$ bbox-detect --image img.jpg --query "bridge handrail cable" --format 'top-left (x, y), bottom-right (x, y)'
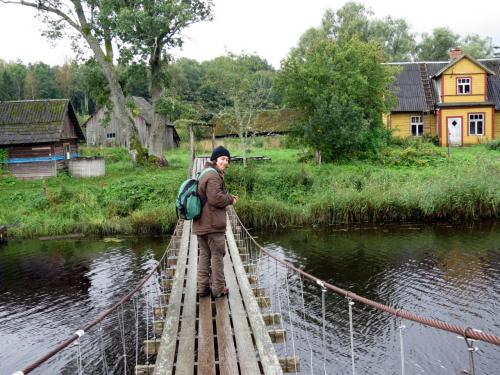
top-left (232, 211), bottom-right (500, 347)
top-left (16, 232), bottom-right (178, 375)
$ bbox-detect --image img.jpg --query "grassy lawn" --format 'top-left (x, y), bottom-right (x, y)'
top-left (0, 136), bottom-right (499, 238)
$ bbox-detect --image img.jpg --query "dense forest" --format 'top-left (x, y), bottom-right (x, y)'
top-left (0, 2), bottom-right (496, 118)
top-left (0, 1), bottom-right (497, 160)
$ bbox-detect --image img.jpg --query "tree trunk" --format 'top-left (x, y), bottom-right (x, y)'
top-left (71, 2), bottom-right (135, 149)
top-left (315, 150), bottom-right (322, 165)
top-left (148, 41), bottom-right (168, 164)
top-left (239, 124), bottom-right (247, 167)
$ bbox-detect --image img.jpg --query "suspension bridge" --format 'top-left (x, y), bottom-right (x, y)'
top-left (11, 157), bottom-right (500, 375)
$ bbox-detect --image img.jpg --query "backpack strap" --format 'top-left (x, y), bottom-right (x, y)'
top-left (197, 167), bottom-right (217, 181)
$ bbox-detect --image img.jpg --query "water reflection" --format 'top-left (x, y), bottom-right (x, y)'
top-left (256, 221), bottom-right (500, 374)
top-left (0, 237), bottom-right (166, 374)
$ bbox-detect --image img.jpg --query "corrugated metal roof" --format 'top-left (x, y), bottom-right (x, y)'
top-left (0, 99), bottom-right (84, 145)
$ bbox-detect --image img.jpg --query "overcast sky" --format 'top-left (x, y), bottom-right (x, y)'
top-left (1, 0), bottom-right (499, 68)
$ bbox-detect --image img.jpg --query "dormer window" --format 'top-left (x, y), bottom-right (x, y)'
top-left (457, 77), bottom-right (471, 94)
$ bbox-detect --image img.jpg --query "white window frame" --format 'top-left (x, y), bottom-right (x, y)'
top-left (106, 132), bottom-right (116, 140)
top-left (468, 113), bottom-right (484, 135)
top-left (410, 115), bottom-right (424, 137)
top-left (457, 77), bottom-right (471, 95)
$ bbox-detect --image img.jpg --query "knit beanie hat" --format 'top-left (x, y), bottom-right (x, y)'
top-left (210, 145), bottom-right (231, 161)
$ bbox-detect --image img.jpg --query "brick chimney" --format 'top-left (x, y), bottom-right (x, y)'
top-left (449, 47), bottom-right (462, 60)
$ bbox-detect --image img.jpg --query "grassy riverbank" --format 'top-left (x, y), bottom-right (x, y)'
top-left (0, 138), bottom-right (499, 238)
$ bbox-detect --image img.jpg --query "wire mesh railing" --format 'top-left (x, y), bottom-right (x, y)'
top-left (227, 206), bottom-right (500, 374)
top-left (11, 206), bottom-right (500, 374)
top-left (11, 220), bottom-right (185, 375)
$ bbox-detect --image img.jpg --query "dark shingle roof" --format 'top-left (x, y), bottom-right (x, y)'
top-left (390, 63), bottom-right (429, 112)
top-left (0, 99), bottom-right (85, 145)
top-left (389, 59), bottom-right (500, 112)
top-left (129, 96), bottom-right (180, 142)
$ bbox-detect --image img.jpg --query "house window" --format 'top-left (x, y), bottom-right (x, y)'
top-left (106, 133), bottom-right (116, 139)
top-left (63, 143), bottom-right (71, 160)
top-left (457, 77), bottom-right (471, 94)
top-left (410, 115), bottom-right (424, 136)
top-left (469, 113), bottom-right (484, 135)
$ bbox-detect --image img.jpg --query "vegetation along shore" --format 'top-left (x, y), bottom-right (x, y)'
top-left (0, 137), bottom-right (498, 239)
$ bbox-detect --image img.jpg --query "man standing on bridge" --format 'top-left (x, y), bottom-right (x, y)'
top-left (193, 145), bottom-right (238, 299)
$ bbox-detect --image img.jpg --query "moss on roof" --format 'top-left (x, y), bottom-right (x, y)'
top-left (0, 99), bottom-right (84, 145)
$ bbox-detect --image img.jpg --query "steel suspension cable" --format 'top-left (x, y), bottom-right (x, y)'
top-left (275, 259), bottom-right (287, 355)
top-left (231, 211), bottom-right (500, 347)
top-left (320, 282), bottom-right (327, 375)
top-left (398, 317), bottom-right (406, 375)
top-left (285, 269), bottom-right (298, 371)
top-left (299, 274), bottom-right (314, 374)
top-left (98, 322), bottom-right (109, 375)
top-left (347, 298), bottom-right (356, 375)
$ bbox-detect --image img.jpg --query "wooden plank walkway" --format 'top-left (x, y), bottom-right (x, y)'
top-left (150, 157), bottom-right (283, 375)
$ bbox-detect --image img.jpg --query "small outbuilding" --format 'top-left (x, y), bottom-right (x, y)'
top-left (84, 96), bottom-right (180, 149)
top-left (0, 99), bottom-right (85, 179)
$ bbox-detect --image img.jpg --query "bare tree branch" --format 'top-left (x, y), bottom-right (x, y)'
top-left (0, 0), bottom-right (81, 31)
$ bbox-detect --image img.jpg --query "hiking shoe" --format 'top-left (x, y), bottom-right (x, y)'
top-left (212, 287), bottom-right (229, 299)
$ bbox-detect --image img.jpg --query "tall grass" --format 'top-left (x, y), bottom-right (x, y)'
top-left (1, 140), bottom-right (498, 238)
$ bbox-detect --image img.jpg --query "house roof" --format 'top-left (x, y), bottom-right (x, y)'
top-left (129, 96), bottom-right (181, 143)
top-left (389, 58), bottom-right (500, 112)
top-left (214, 108), bottom-right (304, 137)
top-left (0, 99), bottom-right (85, 145)
top-left (130, 96), bottom-right (156, 126)
top-left (432, 54), bottom-right (496, 78)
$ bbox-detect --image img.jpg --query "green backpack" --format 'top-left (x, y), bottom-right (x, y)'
top-left (176, 167), bottom-right (217, 220)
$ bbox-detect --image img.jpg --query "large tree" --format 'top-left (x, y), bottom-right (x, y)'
top-left (461, 34), bottom-right (495, 58)
top-left (201, 53), bottom-right (276, 165)
top-left (318, 2), bottom-right (416, 62)
top-left (277, 37), bottom-right (396, 161)
top-left (417, 28), bottom-right (460, 61)
top-left (113, 0), bottom-right (212, 161)
top-left (1, 0), bottom-right (212, 162)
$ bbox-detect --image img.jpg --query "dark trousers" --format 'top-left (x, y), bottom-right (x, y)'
top-left (197, 233), bottom-right (226, 295)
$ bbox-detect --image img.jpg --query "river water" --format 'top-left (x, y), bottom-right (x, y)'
top-left (0, 222), bottom-right (499, 374)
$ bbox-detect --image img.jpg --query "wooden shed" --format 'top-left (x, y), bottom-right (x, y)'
top-left (84, 96), bottom-right (180, 149)
top-left (0, 99), bottom-right (85, 179)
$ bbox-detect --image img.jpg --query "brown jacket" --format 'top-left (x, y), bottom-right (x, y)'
top-left (192, 162), bottom-right (233, 235)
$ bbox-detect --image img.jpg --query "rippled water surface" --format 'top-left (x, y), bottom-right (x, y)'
top-left (255, 221), bottom-right (500, 374)
top-left (1, 222), bottom-right (499, 374)
top-left (0, 237), bottom-right (166, 374)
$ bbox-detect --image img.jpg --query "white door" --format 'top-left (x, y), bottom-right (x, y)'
top-left (447, 117), bottom-right (462, 145)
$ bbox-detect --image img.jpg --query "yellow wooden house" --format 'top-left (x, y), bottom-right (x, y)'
top-left (386, 48), bottom-right (499, 146)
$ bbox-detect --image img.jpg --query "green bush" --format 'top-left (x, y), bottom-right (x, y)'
top-left (486, 140), bottom-right (500, 150)
top-left (376, 141), bottom-right (447, 167)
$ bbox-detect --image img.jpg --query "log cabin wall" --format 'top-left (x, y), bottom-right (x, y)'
top-left (7, 143), bottom-right (57, 179)
top-left (6, 141), bottom-right (79, 179)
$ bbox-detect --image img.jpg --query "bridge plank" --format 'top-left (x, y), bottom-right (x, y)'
top-left (198, 297), bottom-right (216, 375)
top-left (224, 245), bottom-right (261, 374)
top-left (175, 234), bottom-right (199, 374)
top-left (153, 220), bottom-right (191, 375)
top-left (226, 218), bottom-right (283, 375)
top-left (215, 297), bottom-right (239, 375)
